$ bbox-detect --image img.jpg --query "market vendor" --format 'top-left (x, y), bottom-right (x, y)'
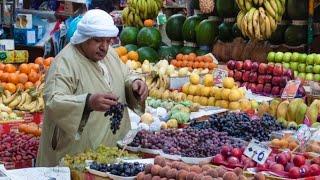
top-left (36, 9), bottom-right (148, 167)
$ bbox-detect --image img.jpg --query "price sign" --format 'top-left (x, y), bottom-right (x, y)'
top-left (281, 80), bottom-right (301, 99)
top-left (244, 139), bottom-right (272, 165)
top-left (213, 69), bottom-right (228, 87)
top-left (169, 76), bottom-right (189, 90)
top-left (122, 129), bottom-right (139, 145)
top-left (295, 124), bottom-right (311, 146)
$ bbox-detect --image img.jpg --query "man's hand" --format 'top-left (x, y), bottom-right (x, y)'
top-left (88, 93), bottom-right (118, 111)
top-left (132, 79), bottom-right (148, 102)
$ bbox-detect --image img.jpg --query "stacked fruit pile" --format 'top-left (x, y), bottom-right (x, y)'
top-left (170, 53), bottom-right (217, 70)
top-left (136, 156), bottom-right (265, 180)
top-left (122, 0), bottom-right (162, 27)
top-left (227, 60), bottom-right (294, 96)
top-left (89, 162), bottom-right (146, 177)
top-left (236, 0), bottom-right (285, 40)
top-left (0, 104), bottom-right (22, 121)
top-left (268, 52), bottom-right (320, 81)
top-left (270, 134), bottom-right (298, 150)
top-left (190, 112), bottom-right (285, 141)
top-left (129, 129), bottom-right (245, 157)
top-left (0, 132), bottom-right (39, 165)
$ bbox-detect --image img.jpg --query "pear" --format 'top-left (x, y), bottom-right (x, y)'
top-left (287, 98), bottom-right (304, 122)
top-left (277, 100), bottom-right (289, 120)
top-left (295, 102), bottom-right (308, 124)
top-left (269, 99), bottom-right (281, 117)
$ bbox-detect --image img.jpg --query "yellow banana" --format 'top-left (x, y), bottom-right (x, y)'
top-left (252, 9), bottom-right (260, 40)
top-left (247, 8), bottom-right (256, 38)
top-left (3, 91), bottom-right (18, 105)
top-left (8, 95), bottom-right (21, 109)
top-left (258, 0), bottom-right (264, 6)
top-left (21, 101), bottom-right (37, 111)
top-left (245, 0), bottom-right (253, 11)
top-left (237, 11), bottom-right (246, 30)
top-left (269, 0), bottom-right (278, 16)
top-left (275, 0), bottom-right (283, 20)
top-left (264, 15), bottom-right (272, 38)
top-left (267, 14), bottom-right (277, 31)
top-left (259, 8), bottom-right (266, 38)
top-left (239, 0), bottom-right (246, 10)
top-left (17, 92), bottom-right (27, 108)
top-left (30, 101), bottom-right (39, 113)
top-left (242, 13), bottom-right (249, 37)
top-left (264, 0), bottom-right (276, 18)
top-left (253, 0), bottom-right (259, 5)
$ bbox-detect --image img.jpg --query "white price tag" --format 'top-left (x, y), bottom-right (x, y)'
top-left (169, 76), bottom-right (189, 90)
top-left (122, 129), bottom-right (139, 145)
top-left (213, 69), bottom-right (228, 87)
top-left (244, 139), bottom-right (272, 165)
top-left (295, 124), bottom-right (312, 145)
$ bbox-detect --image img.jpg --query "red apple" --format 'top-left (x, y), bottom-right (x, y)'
top-left (236, 61), bottom-right (244, 70)
top-left (267, 63), bottom-right (275, 74)
top-left (283, 69), bottom-right (294, 79)
top-left (271, 86), bottom-right (280, 96)
top-left (221, 145), bottom-right (231, 157)
top-left (234, 71), bottom-right (243, 81)
top-left (309, 164), bottom-right (320, 176)
top-left (241, 82), bottom-right (249, 88)
top-left (264, 75), bottom-right (272, 83)
top-left (293, 155), bottom-right (306, 167)
top-left (273, 64), bottom-right (283, 76)
top-left (270, 163), bottom-right (284, 172)
top-left (228, 156), bottom-right (240, 165)
top-left (213, 154), bottom-right (225, 164)
top-left (282, 151), bottom-right (292, 162)
top-left (257, 163), bottom-right (268, 170)
top-left (249, 72), bottom-right (258, 83)
top-left (275, 153), bottom-right (289, 166)
top-left (228, 70), bottom-right (234, 77)
top-left (300, 164), bottom-right (310, 177)
top-left (289, 167), bottom-right (301, 179)
top-left (285, 162), bottom-right (295, 172)
top-left (257, 75), bottom-right (265, 84)
top-left (251, 62), bottom-right (259, 72)
top-left (263, 83), bottom-right (272, 95)
top-left (258, 63), bottom-right (268, 74)
top-left (227, 60), bottom-right (236, 70)
top-left (231, 148), bottom-right (242, 159)
top-left (242, 71), bottom-right (250, 82)
top-left (243, 60), bottom-right (252, 71)
top-left (272, 76), bottom-right (281, 86)
top-left (311, 157), bottom-right (320, 165)
top-left (248, 83), bottom-right (257, 93)
top-left (256, 84), bottom-right (264, 94)
top-left (279, 77), bottom-right (288, 88)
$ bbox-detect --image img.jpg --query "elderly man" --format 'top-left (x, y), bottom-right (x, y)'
top-left (36, 9), bottom-right (148, 167)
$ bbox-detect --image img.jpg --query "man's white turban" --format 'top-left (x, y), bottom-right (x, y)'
top-left (70, 9), bottom-right (119, 44)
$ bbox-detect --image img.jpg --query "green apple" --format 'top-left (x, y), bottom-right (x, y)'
top-left (314, 54), bottom-right (320, 65)
top-left (267, 52), bottom-right (275, 62)
top-left (306, 65), bottom-right (314, 73)
top-left (298, 63), bottom-right (306, 73)
top-left (283, 52), bottom-right (292, 62)
top-left (298, 73), bottom-right (306, 80)
top-left (306, 54), bottom-right (315, 65)
top-left (314, 74), bottom-right (320, 81)
top-left (275, 52), bottom-right (284, 63)
top-left (298, 53), bottom-right (307, 63)
top-left (291, 52), bottom-right (300, 62)
top-left (294, 70), bottom-right (299, 77)
top-left (290, 62), bottom-right (299, 71)
top-left (313, 65), bottom-right (320, 73)
top-left (306, 73), bottom-right (314, 81)
top-left (282, 62), bottom-right (290, 69)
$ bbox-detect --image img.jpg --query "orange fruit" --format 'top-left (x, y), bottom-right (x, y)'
top-left (19, 63), bottom-right (31, 74)
top-left (29, 63), bottom-right (40, 73)
top-left (44, 57), bottom-right (53, 66)
top-left (176, 61), bottom-right (182, 67)
top-left (117, 46), bottom-right (127, 56)
top-left (0, 72), bottom-right (9, 82)
top-left (34, 80), bottom-right (41, 87)
top-left (182, 55), bottom-right (189, 61)
top-left (127, 51), bottom-right (139, 61)
top-left (18, 73), bottom-right (28, 84)
top-left (187, 55), bottom-right (195, 62)
top-left (208, 63), bottom-right (217, 70)
top-left (24, 82), bottom-right (34, 89)
top-left (176, 54), bottom-right (183, 61)
top-left (187, 62), bottom-right (193, 68)
top-left (171, 60), bottom-right (178, 66)
top-left (182, 61), bottom-right (188, 67)
top-left (203, 56), bottom-right (213, 62)
top-left (0, 82), bottom-right (6, 88)
top-left (34, 57), bottom-right (44, 65)
top-left (193, 62), bottom-right (200, 68)
top-left (143, 19), bottom-right (154, 27)
top-left (195, 56), bottom-right (201, 62)
top-left (8, 73), bottom-right (19, 84)
top-left (28, 71), bottom-right (39, 83)
top-left (4, 64), bottom-right (17, 73)
top-left (5, 83), bottom-right (16, 93)
top-left (199, 62), bottom-right (205, 68)
top-left (0, 64), bottom-right (5, 70)
top-left (16, 83), bottom-right (24, 90)
top-left (120, 55), bottom-right (128, 63)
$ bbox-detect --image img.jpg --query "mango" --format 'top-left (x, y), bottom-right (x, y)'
top-left (277, 100), bottom-right (289, 120)
top-left (269, 99), bottom-right (281, 117)
top-left (295, 102), bottom-right (308, 124)
top-left (287, 98), bottom-right (304, 122)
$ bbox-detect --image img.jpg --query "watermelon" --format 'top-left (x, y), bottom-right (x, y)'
top-left (119, 27), bottom-right (139, 45)
top-left (166, 14), bottom-right (186, 42)
top-left (124, 44), bottom-right (138, 52)
top-left (171, 45), bottom-right (183, 55)
top-left (158, 46), bottom-right (177, 60)
top-left (285, 25), bottom-right (307, 46)
top-left (196, 49), bottom-right (209, 56)
top-left (232, 23), bottom-right (242, 37)
top-left (137, 47), bottom-right (159, 63)
top-left (218, 22), bottom-right (234, 42)
top-left (180, 46), bottom-right (196, 54)
top-left (269, 24), bottom-right (288, 45)
top-left (287, 0), bottom-right (308, 20)
top-left (137, 27), bottom-right (162, 49)
top-left (182, 15), bottom-right (203, 43)
top-left (195, 19), bottom-right (219, 47)
top-left (216, 0), bottom-right (235, 18)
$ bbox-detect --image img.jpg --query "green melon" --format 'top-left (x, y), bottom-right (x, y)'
top-left (171, 45), bottom-right (183, 55)
top-left (287, 0), bottom-right (308, 20)
top-left (119, 27), bottom-right (139, 45)
top-left (195, 19), bottom-right (219, 47)
top-left (137, 47), bottom-right (159, 63)
top-left (166, 14), bottom-right (186, 42)
top-left (182, 15), bottom-right (203, 43)
top-left (124, 44), bottom-right (138, 52)
top-left (180, 46), bottom-right (196, 54)
top-left (284, 25), bottom-right (307, 46)
top-left (158, 46), bottom-right (177, 60)
top-left (218, 22), bottom-right (234, 42)
top-left (216, 0), bottom-right (235, 18)
top-left (137, 27), bottom-right (162, 49)
top-left (196, 49), bottom-right (209, 56)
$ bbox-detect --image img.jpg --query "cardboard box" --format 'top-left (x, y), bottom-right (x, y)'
top-left (14, 28), bottom-right (36, 45)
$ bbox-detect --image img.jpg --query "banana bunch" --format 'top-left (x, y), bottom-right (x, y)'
top-left (122, 0), bottom-right (162, 27)
top-left (0, 85), bottom-right (45, 113)
top-left (145, 73), bottom-right (169, 92)
top-left (236, 0), bottom-right (285, 40)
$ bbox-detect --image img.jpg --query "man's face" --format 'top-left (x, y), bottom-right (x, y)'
top-left (80, 37), bottom-right (114, 61)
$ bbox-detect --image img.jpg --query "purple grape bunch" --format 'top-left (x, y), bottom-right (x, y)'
top-left (104, 103), bottom-right (126, 134)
